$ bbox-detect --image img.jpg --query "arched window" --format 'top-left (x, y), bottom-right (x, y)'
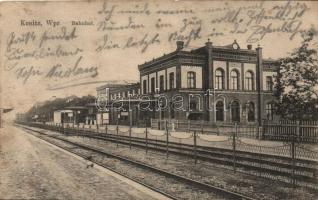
top-left (215, 69), bottom-right (225, 90)
top-left (230, 70), bottom-right (239, 90)
top-left (266, 103), bottom-right (274, 120)
top-left (247, 102), bottom-right (255, 122)
top-left (245, 71), bottom-right (254, 90)
top-left (187, 71), bottom-right (196, 88)
top-left (231, 101), bottom-right (240, 122)
top-left (216, 101), bottom-right (224, 121)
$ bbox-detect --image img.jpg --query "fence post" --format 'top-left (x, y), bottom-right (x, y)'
top-left (291, 135), bottom-right (296, 187)
top-left (232, 122), bottom-right (237, 173)
top-left (188, 120), bottom-right (190, 133)
top-left (146, 126), bottom-right (148, 154)
top-left (201, 121), bottom-right (204, 135)
top-left (166, 120), bottom-right (169, 158)
top-left (129, 124), bottom-right (132, 149)
top-left (194, 131), bottom-right (197, 164)
top-left (97, 124), bottom-right (99, 134)
top-left (116, 122), bottom-right (119, 148)
top-left (262, 119), bottom-right (266, 140)
top-left (105, 124), bottom-right (108, 135)
top-left (291, 122), bottom-right (298, 187)
top-left (296, 120), bottom-right (300, 143)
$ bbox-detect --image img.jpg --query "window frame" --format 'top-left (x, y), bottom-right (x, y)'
top-left (216, 101), bottom-right (224, 121)
top-left (266, 103), bottom-right (274, 120)
top-left (159, 75), bottom-right (164, 92)
top-left (266, 76), bottom-right (273, 91)
top-left (230, 70), bottom-right (239, 90)
top-left (187, 71), bottom-right (196, 89)
top-left (150, 77), bottom-right (155, 93)
top-left (142, 80), bottom-right (147, 94)
top-left (245, 71), bottom-right (254, 91)
top-left (169, 72), bottom-right (175, 89)
top-left (215, 69), bottom-right (225, 90)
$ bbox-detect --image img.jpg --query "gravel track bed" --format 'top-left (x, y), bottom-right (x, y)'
top-left (90, 129), bottom-right (318, 170)
top-left (26, 130), bottom-right (228, 200)
top-left (21, 126), bottom-right (318, 200)
top-left (62, 134), bottom-right (317, 200)
top-left (73, 133), bottom-right (318, 190)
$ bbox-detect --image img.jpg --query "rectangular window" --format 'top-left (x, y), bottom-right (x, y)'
top-left (143, 80), bottom-right (147, 94)
top-left (151, 77), bottom-right (155, 93)
top-left (187, 72), bottom-right (196, 89)
top-left (159, 75), bottom-right (164, 92)
top-left (266, 103), bottom-right (274, 120)
top-left (169, 72), bottom-right (175, 89)
top-left (266, 76), bottom-right (273, 91)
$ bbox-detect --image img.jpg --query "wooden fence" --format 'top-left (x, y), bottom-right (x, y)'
top-left (262, 120), bottom-right (318, 143)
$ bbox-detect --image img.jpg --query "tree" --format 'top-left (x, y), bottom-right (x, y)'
top-left (274, 28), bottom-right (318, 120)
top-left (25, 95), bottom-right (96, 121)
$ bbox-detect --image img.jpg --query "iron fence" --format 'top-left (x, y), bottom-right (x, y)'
top-left (151, 119), bottom-right (259, 139)
top-left (16, 120), bottom-right (318, 190)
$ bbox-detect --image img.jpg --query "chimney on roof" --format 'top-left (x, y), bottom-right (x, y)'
top-left (247, 44), bottom-right (252, 50)
top-left (176, 41), bottom-right (184, 51)
top-left (205, 38), bottom-right (212, 48)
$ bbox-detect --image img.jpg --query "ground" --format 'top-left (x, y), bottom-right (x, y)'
top-left (0, 124), bottom-right (159, 200)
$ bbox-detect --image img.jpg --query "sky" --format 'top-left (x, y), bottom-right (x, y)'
top-left (0, 0), bottom-right (317, 120)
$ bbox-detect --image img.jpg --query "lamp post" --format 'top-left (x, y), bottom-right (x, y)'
top-left (154, 88), bottom-right (161, 129)
top-left (128, 91), bottom-right (133, 127)
top-left (213, 87), bottom-right (217, 123)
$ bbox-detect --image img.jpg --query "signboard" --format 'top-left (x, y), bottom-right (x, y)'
top-left (121, 112), bottom-right (129, 116)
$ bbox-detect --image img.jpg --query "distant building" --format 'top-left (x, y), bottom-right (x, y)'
top-left (96, 83), bottom-right (141, 125)
top-left (138, 40), bottom-right (280, 125)
top-left (15, 113), bottom-right (26, 122)
top-left (53, 107), bottom-right (88, 126)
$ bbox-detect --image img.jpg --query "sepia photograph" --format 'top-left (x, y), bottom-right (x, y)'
top-left (0, 0), bottom-right (318, 199)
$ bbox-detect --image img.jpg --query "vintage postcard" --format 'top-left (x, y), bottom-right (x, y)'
top-left (0, 0), bottom-right (318, 199)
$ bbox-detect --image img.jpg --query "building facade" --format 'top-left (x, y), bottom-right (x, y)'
top-left (96, 83), bottom-right (141, 125)
top-left (138, 40), bottom-right (279, 125)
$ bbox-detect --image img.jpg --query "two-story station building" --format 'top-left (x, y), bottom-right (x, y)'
top-left (138, 40), bottom-right (279, 125)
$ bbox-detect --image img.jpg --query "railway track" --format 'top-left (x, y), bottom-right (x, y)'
top-left (18, 123), bottom-right (318, 190)
top-left (19, 125), bottom-right (256, 200)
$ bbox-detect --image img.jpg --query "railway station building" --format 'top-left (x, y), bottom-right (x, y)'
top-left (138, 40), bottom-right (280, 125)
